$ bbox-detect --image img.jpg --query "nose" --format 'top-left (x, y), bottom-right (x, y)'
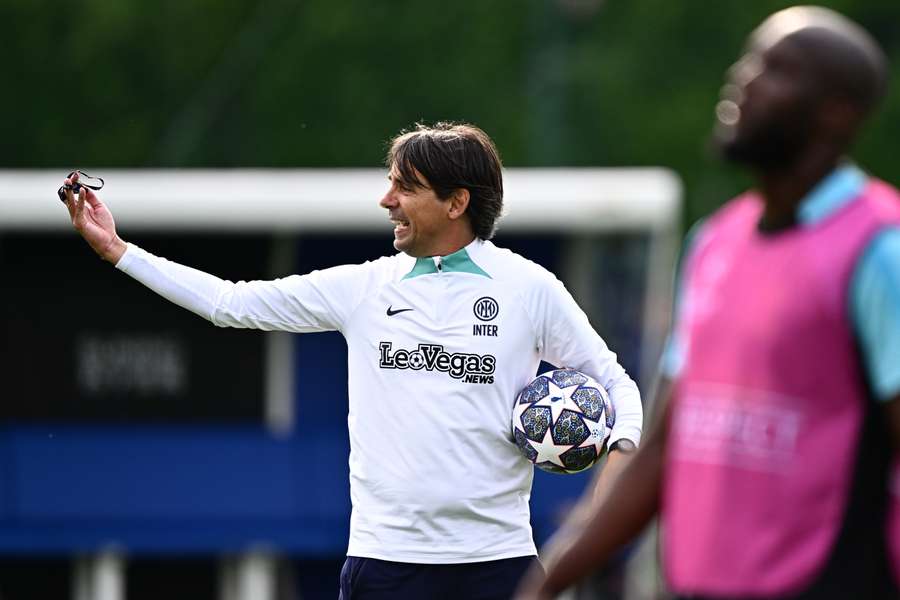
top-left (380, 186), bottom-right (397, 209)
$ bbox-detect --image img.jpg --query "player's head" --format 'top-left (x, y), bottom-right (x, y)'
top-left (382, 122), bottom-right (504, 257)
top-left (713, 6), bottom-right (888, 170)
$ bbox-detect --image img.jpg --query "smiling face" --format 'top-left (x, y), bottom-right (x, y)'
top-left (379, 165), bottom-right (458, 257)
top-left (385, 123), bottom-right (504, 247)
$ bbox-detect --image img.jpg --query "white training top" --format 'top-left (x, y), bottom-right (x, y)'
top-left (116, 237), bottom-right (643, 563)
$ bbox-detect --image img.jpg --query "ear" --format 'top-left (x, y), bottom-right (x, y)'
top-left (447, 188), bottom-right (470, 221)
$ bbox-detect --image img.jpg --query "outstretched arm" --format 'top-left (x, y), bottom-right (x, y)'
top-left (63, 171), bottom-right (127, 263)
top-left (515, 381), bottom-right (672, 600)
top-left (60, 172), bottom-right (375, 333)
top-left (60, 171), bottom-right (232, 322)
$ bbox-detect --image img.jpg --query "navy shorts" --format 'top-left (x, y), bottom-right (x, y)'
top-left (338, 555), bottom-right (541, 600)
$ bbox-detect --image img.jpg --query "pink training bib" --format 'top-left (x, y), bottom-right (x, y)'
top-left (664, 182), bottom-right (900, 597)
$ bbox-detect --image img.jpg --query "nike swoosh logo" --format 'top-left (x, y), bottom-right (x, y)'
top-left (386, 306), bottom-right (414, 317)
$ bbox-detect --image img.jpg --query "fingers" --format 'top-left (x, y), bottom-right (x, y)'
top-left (62, 171), bottom-right (104, 232)
top-left (64, 177), bottom-right (77, 221)
top-left (82, 186), bottom-right (102, 209)
top-left (75, 186), bottom-right (87, 224)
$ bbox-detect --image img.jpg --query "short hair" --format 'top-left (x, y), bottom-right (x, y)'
top-left (753, 7), bottom-right (889, 113)
top-left (387, 122), bottom-right (504, 240)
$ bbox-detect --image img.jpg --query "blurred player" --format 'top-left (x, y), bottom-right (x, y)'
top-left (61, 122), bottom-right (643, 600)
top-left (517, 6), bottom-right (900, 600)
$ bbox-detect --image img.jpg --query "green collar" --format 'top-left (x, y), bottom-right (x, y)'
top-left (402, 246), bottom-right (491, 280)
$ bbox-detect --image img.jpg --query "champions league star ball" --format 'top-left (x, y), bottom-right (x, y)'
top-left (512, 368), bottom-right (614, 474)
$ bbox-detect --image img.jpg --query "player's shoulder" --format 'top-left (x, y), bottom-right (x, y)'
top-left (866, 177), bottom-right (900, 201)
top-left (859, 225), bottom-right (900, 274)
top-left (863, 179), bottom-right (900, 222)
top-left (368, 252), bottom-right (420, 283)
top-left (682, 192), bottom-right (760, 260)
top-left (317, 252), bottom-right (415, 290)
top-left (706, 191), bottom-right (761, 230)
top-left (472, 239), bottom-right (561, 290)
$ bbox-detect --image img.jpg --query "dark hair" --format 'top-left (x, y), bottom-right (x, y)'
top-left (387, 122), bottom-right (504, 240)
top-left (754, 7), bottom-right (889, 114)
top-left (788, 26), bottom-right (889, 114)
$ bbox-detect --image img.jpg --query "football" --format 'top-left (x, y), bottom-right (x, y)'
top-left (512, 368), bottom-right (614, 474)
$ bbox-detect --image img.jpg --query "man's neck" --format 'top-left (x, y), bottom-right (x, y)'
top-left (755, 146), bottom-right (844, 231)
top-left (421, 233), bottom-right (477, 258)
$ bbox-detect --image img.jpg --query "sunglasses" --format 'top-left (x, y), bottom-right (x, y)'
top-left (57, 170), bottom-right (105, 203)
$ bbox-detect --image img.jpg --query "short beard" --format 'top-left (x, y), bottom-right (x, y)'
top-left (718, 126), bottom-right (812, 171)
top-left (715, 104), bottom-right (817, 171)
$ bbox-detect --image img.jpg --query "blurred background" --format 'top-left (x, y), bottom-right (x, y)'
top-left (7, 0), bottom-right (900, 224)
top-left (2, 0), bottom-right (899, 599)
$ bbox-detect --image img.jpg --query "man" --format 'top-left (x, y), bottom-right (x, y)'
top-left (62, 122), bottom-right (643, 599)
top-left (517, 6), bottom-right (900, 600)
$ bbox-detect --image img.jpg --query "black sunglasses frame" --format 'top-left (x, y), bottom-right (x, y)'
top-left (58, 170), bottom-right (105, 203)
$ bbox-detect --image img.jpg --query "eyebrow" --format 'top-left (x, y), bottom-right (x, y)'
top-left (389, 168), bottom-right (430, 190)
